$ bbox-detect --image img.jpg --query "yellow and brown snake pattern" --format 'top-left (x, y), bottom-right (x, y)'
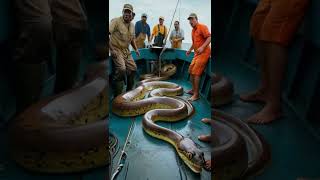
top-left (112, 64), bottom-right (206, 173)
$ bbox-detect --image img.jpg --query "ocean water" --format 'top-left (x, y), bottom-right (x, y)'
top-left (109, 0), bottom-right (211, 50)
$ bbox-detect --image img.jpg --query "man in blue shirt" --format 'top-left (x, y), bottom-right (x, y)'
top-left (134, 13), bottom-right (151, 48)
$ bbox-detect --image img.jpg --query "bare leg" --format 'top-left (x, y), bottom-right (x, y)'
top-left (248, 42), bottom-right (286, 124)
top-left (187, 75), bottom-right (194, 94)
top-left (240, 40), bottom-right (268, 103)
top-left (189, 76), bottom-right (200, 101)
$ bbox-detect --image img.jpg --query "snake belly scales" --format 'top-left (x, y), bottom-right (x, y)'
top-left (112, 63), bottom-right (206, 173)
top-left (9, 78), bottom-right (109, 173)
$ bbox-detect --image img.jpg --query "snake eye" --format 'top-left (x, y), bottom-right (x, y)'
top-left (186, 152), bottom-right (193, 160)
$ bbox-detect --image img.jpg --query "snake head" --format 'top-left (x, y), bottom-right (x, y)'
top-left (177, 137), bottom-right (205, 173)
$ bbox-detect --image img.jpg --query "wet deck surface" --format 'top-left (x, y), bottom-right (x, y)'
top-left (109, 78), bottom-right (211, 180)
top-left (214, 55), bottom-right (320, 179)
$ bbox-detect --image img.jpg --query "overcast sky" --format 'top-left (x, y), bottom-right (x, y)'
top-left (109, 0), bottom-right (211, 44)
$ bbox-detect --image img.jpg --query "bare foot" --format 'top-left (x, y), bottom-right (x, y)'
top-left (201, 118), bottom-right (212, 124)
top-left (188, 95), bottom-right (200, 101)
top-left (198, 134), bottom-right (211, 142)
top-left (186, 89), bottom-right (194, 95)
top-left (240, 89), bottom-right (266, 103)
top-left (247, 103), bottom-right (282, 124)
top-left (204, 160), bottom-right (211, 171)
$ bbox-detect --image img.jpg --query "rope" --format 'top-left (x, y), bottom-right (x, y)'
top-left (164, 0), bottom-right (180, 46)
top-left (158, 0), bottom-right (181, 77)
top-left (179, 0), bottom-right (181, 24)
top-left (110, 117), bottom-right (136, 180)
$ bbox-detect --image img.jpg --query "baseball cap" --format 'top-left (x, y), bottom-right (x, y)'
top-left (187, 13), bottom-right (197, 20)
top-left (123, 4), bottom-right (133, 12)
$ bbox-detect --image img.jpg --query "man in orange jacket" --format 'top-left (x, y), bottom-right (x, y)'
top-left (186, 13), bottom-right (211, 101)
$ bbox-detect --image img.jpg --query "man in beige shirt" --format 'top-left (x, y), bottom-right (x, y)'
top-left (109, 4), bottom-right (140, 96)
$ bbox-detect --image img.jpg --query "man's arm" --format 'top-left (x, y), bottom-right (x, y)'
top-left (169, 31), bottom-right (174, 43)
top-left (179, 29), bottom-right (185, 41)
top-left (200, 36), bottom-right (211, 49)
top-left (150, 26), bottom-right (155, 43)
top-left (188, 44), bottom-right (194, 52)
top-left (109, 18), bottom-right (117, 34)
top-left (108, 20), bottom-right (117, 53)
top-left (196, 36), bottom-right (211, 54)
top-left (185, 43), bottom-right (193, 56)
top-left (199, 25), bottom-right (211, 49)
top-left (131, 40), bottom-right (138, 51)
top-left (131, 24), bottom-right (139, 53)
top-left (147, 24), bottom-right (151, 43)
top-left (130, 39), bottom-right (140, 56)
top-left (135, 22), bottom-right (139, 38)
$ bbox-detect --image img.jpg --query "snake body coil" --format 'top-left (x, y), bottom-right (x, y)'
top-left (211, 75), bottom-right (270, 179)
top-left (212, 109), bottom-right (271, 179)
top-left (139, 63), bottom-right (177, 84)
top-left (212, 74), bottom-right (234, 107)
top-left (112, 80), bottom-right (206, 173)
top-left (9, 78), bottom-right (109, 173)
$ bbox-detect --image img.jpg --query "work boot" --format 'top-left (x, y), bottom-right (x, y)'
top-left (15, 61), bottom-right (46, 113)
top-left (126, 71), bottom-right (136, 91)
top-left (113, 81), bottom-right (124, 97)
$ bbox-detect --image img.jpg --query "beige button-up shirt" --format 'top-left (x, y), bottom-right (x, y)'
top-left (109, 16), bottom-right (135, 51)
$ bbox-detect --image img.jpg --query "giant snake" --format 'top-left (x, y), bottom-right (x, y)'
top-left (212, 74), bottom-right (271, 179)
top-left (111, 64), bottom-right (206, 173)
top-left (8, 63), bottom-right (109, 173)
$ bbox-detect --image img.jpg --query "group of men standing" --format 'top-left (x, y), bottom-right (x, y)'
top-left (109, 4), bottom-right (211, 101)
top-left (134, 14), bottom-right (185, 49)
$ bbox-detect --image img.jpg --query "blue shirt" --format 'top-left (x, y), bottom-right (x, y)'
top-left (135, 20), bottom-right (150, 38)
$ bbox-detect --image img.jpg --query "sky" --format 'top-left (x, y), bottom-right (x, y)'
top-left (109, 0), bottom-right (211, 44)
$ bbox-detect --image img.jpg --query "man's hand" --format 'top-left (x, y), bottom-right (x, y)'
top-left (186, 50), bottom-right (191, 56)
top-left (135, 50), bottom-right (140, 57)
top-left (196, 46), bottom-right (204, 54)
top-left (146, 41), bottom-right (153, 48)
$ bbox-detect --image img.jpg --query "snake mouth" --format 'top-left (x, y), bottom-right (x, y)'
top-left (185, 160), bottom-right (202, 173)
top-left (177, 151), bottom-right (203, 173)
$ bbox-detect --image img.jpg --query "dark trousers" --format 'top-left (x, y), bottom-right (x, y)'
top-left (13, 0), bottom-right (88, 112)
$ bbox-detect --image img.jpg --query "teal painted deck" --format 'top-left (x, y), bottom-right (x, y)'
top-left (214, 56), bottom-right (320, 180)
top-left (213, 0), bottom-right (320, 179)
top-left (109, 49), bottom-right (212, 180)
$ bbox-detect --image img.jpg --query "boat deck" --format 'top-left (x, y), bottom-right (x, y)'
top-left (109, 78), bottom-right (211, 180)
top-left (214, 55), bottom-right (320, 179)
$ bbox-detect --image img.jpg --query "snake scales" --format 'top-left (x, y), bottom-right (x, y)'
top-left (8, 63), bottom-right (109, 173)
top-left (212, 74), bottom-right (271, 179)
top-left (112, 63), bottom-right (206, 173)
